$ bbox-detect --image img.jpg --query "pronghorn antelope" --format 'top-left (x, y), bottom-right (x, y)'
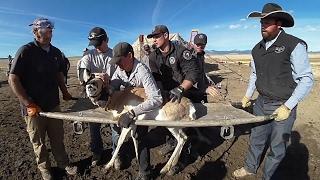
top-left (85, 77), bottom-right (196, 175)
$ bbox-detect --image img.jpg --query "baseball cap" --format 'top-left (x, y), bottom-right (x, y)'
top-left (29, 17), bottom-right (54, 30)
top-left (109, 42), bottom-right (134, 65)
top-left (147, 25), bottom-right (169, 38)
top-left (88, 27), bottom-right (107, 47)
top-left (194, 33), bottom-right (207, 45)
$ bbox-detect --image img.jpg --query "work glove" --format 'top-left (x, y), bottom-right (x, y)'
top-left (169, 86), bottom-right (184, 103)
top-left (118, 110), bottom-right (135, 128)
top-left (26, 103), bottom-right (42, 117)
top-left (63, 91), bottom-right (73, 101)
top-left (272, 105), bottom-right (291, 121)
top-left (241, 96), bottom-right (251, 108)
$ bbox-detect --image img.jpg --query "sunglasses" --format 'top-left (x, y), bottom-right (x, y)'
top-left (88, 33), bottom-right (106, 40)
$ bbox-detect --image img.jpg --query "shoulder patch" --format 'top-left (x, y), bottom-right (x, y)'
top-left (182, 50), bottom-right (192, 60)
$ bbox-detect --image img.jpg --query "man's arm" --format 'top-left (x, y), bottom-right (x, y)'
top-left (78, 54), bottom-right (92, 83)
top-left (284, 43), bottom-right (314, 109)
top-left (57, 72), bottom-right (72, 100)
top-left (132, 66), bottom-right (163, 116)
top-left (245, 59), bottom-right (257, 98)
top-left (8, 74), bottom-right (32, 106)
top-left (179, 49), bottom-right (200, 91)
top-left (109, 67), bottom-right (124, 92)
top-left (180, 80), bottom-right (194, 90)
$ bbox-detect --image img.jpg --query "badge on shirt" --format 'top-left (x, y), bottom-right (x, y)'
top-left (169, 57), bottom-right (176, 64)
top-left (275, 46), bottom-right (285, 53)
top-left (182, 50), bottom-right (192, 60)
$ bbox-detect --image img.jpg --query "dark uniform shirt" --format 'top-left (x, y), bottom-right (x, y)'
top-left (149, 41), bottom-right (201, 102)
top-left (10, 40), bottom-right (65, 115)
top-left (192, 50), bottom-right (209, 92)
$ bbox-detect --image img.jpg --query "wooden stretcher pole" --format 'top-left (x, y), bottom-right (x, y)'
top-left (39, 112), bottom-right (274, 127)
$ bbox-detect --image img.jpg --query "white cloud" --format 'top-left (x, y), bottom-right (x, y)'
top-left (0, 6), bottom-right (131, 36)
top-left (229, 24), bottom-right (241, 29)
top-left (213, 25), bottom-right (221, 29)
top-left (240, 18), bottom-right (246, 21)
top-left (305, 25), bottom-right (319, 32)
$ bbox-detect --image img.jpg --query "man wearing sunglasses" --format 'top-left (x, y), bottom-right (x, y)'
top-left (8, 17), bottom-right (77, 180)
top-left (191, 33), bottom-right (221, 103)
top-left (78, 27), bottom-right (121, 168)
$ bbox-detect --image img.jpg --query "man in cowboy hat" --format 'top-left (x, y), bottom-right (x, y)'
top-left (233, 3), bottom-right (313, 179)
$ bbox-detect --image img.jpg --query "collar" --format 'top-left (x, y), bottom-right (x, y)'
top-left (259, 30), bottom-right (283, 49)
top-left (33, 39), bottom-right (51, 49)
top-left (265, 30), bottom-right (282, 50)
top-left (155, 41), bottom-right (175, 57)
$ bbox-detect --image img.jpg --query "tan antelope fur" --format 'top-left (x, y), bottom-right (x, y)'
top-left (86, 77), bottom-right (196, 175)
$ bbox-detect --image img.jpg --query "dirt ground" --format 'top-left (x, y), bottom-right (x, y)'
top-left (0, 55), bottom-right (319, 180)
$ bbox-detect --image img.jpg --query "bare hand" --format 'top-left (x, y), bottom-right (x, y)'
top-left (206, 85), bottom-right (221, 98)
top-left (93, 73), bottom-right (110, 87)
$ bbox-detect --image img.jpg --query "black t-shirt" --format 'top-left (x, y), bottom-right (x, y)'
top-left (10, 40), bottom-right (64, 114)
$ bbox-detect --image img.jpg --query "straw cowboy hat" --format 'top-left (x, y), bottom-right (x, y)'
top-left (248, 3), bottom-right (294, 27)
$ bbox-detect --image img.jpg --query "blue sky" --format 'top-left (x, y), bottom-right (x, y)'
top-left (0, 0), bottom-right (319, 57)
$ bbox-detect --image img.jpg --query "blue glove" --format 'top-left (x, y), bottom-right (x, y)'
top-left (169, 86), bottom-right (184, 103)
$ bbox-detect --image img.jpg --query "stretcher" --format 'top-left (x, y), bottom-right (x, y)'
top-left (39, 98), bottom-right (273, 139)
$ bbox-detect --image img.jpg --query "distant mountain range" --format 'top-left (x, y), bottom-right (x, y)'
top-left (206, 49), bottom-right (320, 55)
top-left (206, 50), bottom-right (251, 55)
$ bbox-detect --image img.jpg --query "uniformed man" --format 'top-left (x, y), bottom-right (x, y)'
top-left (109, 42), bottom-right (163, 180)
top-left (191, 33), bottom-right (221, 103)
top-left (147, 25), bottom-right (200, 103)
top-left (147, 25), bottom-right (200, 175)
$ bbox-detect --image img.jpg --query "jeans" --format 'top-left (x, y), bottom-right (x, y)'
top-left (135, 126), bottom-right (151, 176)
top-left (89, 123), bottom-right (120, 155)
top-left (244, 95), bottom-right (297, 180)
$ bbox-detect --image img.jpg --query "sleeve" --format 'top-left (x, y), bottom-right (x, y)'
top-left (79, 54), bottom-right (91, 73)
top-left (284, 43), bottom-right (314, 109)
top-left (132, 65), bottom-right (163, 116)
top-left (245, 59), bottom-right (257, 98)
top-left (179, 49), bottom-right (200, 84)
top-left (56, 49), bottom-right (65, 73)
top-left (10, 45), bottom-right (28, 77)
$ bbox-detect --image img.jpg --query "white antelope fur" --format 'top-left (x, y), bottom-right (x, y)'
top-left (101, 87), bottom-right (195, 174)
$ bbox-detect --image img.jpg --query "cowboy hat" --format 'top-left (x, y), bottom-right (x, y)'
top-left (248, 3), bottom-right (294, 27)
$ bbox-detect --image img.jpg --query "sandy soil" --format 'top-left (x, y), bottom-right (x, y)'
top-left (0, 55), bottom-right (319, 180)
